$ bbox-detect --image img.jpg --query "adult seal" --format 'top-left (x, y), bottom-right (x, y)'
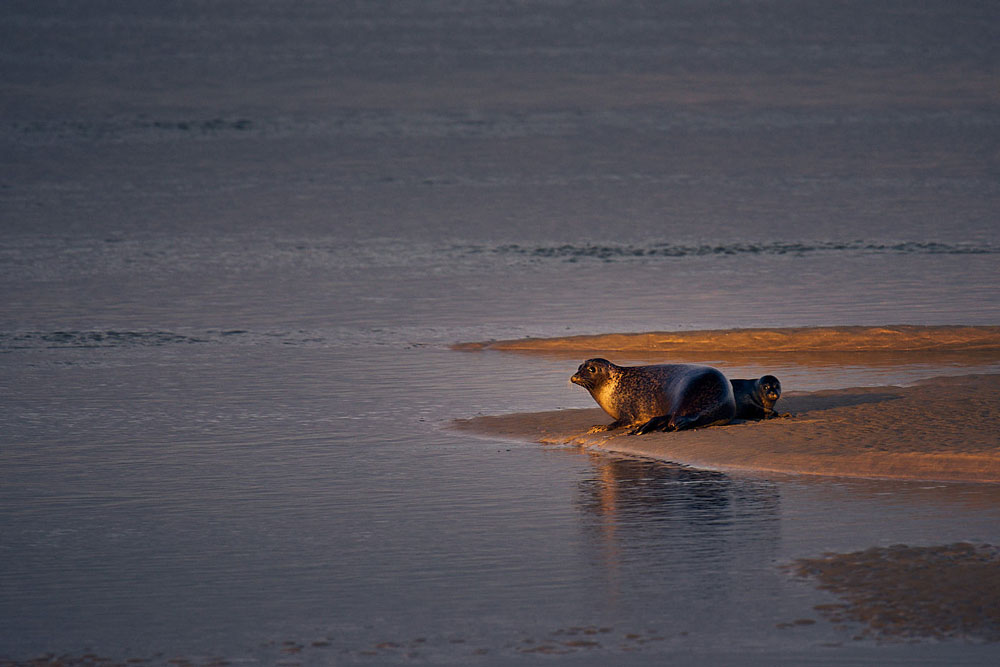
top-left (571, 358), bottom-right (736, 435)
top-left (730, 375), bottom-right (783, 420)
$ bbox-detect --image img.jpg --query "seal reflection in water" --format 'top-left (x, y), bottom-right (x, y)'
top-left (571, 358), bottom-right (736, 435)
top-left (730, 375), bottom-right (784, 420)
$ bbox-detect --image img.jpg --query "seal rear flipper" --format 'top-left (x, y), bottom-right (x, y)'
top-left (669, 414), bottom-right (725, 431)
top-left (635, 409), bottom-right (734, 434)
top-left (630, 415), bottom-right (675, 435)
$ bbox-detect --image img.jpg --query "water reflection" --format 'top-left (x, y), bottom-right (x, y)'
top-left (575, 454), bottom-right (781, 607)
top-left (578, 455), bottom-right (734, 524)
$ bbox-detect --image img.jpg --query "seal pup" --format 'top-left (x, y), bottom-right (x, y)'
top-left (571, 358), bottom-right (736, 435)
top-left (730, 375), bottom-right (783, 420)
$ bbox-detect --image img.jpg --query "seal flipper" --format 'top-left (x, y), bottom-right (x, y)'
top-left (665, 413), bottom-right (722, 431)
top-left (630, 415), bottom-right (675, 435)
top-left (632, 411), bottom-right (732, 435)
top-left (588, 418), bottom-right (630, 434)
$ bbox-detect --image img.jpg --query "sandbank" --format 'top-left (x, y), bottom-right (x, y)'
top-left (453, 324), bottom-right (1000, 354)
top-left (453, 374), bottom-right (1000, 483)
top-left (785, 543), bottom-right (1000, 641)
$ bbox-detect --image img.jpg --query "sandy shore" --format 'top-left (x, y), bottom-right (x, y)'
top-left (453, 324), bottom-right (1000, 354)
top-left (454, 374), bottom-right (1000, 483)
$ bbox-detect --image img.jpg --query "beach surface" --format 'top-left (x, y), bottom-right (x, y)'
top-left (454, 324), bottom-right (1000, 354)
top-left (455, 372), bottom-right (1000, 483)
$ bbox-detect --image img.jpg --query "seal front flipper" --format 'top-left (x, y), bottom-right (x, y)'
top-left (588, 418), bottom-right (630, 434)
top-left (630, 415), bottom-right (675, 435)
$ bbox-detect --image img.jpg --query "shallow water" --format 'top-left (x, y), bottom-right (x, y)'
top-left (3, 1), bottom-right (1000, 664)
top-left (5, 343), bottom-right (1000, 665)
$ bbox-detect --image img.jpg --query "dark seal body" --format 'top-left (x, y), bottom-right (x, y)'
top-left (730, 375), bottom-right (782, 420)
top-left (571, 358), bottom-right (736, 434)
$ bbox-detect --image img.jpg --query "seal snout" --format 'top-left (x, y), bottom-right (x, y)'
top-left (570, 371), bottom-right (592, 389)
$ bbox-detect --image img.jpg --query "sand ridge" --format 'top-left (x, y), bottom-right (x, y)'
top-left (453, 325), bottom-right (1000, 354)
top-left (784, 543), bottom-right (1000, 641)
top-left (453, 374), bottom-right (1000, 483)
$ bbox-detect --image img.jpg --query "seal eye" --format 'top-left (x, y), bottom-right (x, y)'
top-left (586, 365), bottom-right (596, 373)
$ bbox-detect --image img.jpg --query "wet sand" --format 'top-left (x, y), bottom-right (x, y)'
top-left (784, 543), bottom-right (1000, 641)
top-left (454, 374), bottom-right (1000, 483)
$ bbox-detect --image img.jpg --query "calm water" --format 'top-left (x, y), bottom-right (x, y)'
top-left (2, 1), bottom-right (1000, 664)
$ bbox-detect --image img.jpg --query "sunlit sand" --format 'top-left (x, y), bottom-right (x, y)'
top-left (454, 324), bottom-right (1000, 353)
top-left (454, 327), bottom-right (1000, 483)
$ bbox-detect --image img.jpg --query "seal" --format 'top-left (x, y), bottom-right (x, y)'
top-left (570, 358), bottom-right (736, 435)
top-left (730, 375), bottom-right (783, 420)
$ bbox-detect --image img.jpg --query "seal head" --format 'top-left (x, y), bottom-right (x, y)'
top-left (571, 358), bottom-right (623, 421)
top-left (730, 374), bottom-right (783, 420)
top-left (571, 358), bottom-right (615, 392)
top-left (758, 375), bottom-right (781, 406)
